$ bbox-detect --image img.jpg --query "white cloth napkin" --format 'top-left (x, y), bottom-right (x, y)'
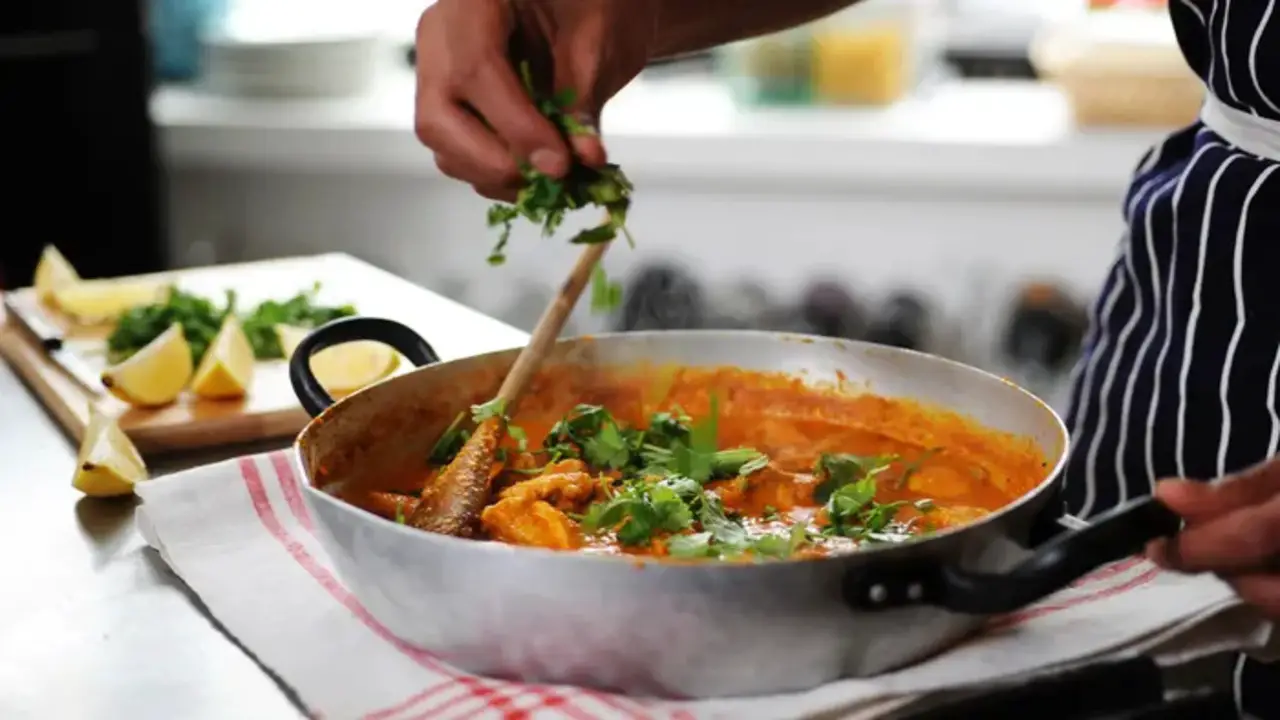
top-left (136, 451), bottom-right (1274, 720)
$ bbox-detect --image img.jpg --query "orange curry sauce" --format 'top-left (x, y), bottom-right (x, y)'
top-left (339, 365), bottom-right (1053, 562)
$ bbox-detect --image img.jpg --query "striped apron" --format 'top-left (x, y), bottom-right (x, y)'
top-left (1060, 2), bottom-right (1280, 715)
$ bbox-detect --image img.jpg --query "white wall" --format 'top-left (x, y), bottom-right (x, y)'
top-left (165, 165), bottom-right (1125, 379)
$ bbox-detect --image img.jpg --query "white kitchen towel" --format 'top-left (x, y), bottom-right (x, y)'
top-left (136, 451), bottom-right (1273, 720)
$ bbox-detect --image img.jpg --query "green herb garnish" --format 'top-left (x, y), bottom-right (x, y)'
top-left (428, 411), bottom-right (470, 465)
top-left (107, 288), bottom-right (233, 365)
top-left (590, 265), bottom-right (623, 314)
top-left (483, 61), bottom-right (634, 314)
top-left (106, 282), bottom-right (355, 364)
top-left (471, 397), bottom-right (507, 424)
top-left (579, 477), bottom-right (695, 546)
top-left (819, 475), bottom-right (911, 544)
top-left (580, 473), bottom-right (809, 560)
top-left (239, 282), bottom-right (356, 359)
top-left (812, 452), bottom-right (898, 503)
top-left (895, 448), bottom-right (942, 489)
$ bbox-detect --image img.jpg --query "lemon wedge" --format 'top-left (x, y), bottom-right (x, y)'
top-left (52, 278), bottom-right (171, 324)
top-left (275, 324), bottom-right (399, 396)
top-left (101, 323), bottom-right (193, 407)
top-left (73, 407), bottom-right (148, 498)
top-left (191, 314), bottom-right (256, 400)
top-left (33, 245), bottom-right (81, 306)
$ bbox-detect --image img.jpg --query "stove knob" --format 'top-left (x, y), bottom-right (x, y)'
top-left (1002, 282), bottom-right (1088, 373)
top-left (760, 304), bottom-right (823, 335)
top-left (704, 280), bottom-right (773, 330)
top-left (800, 279), bottom-right (867, 339)
top-left (866, 292), bottom-right (931, 350)
top-left (617, 263), bottom-right (705, 331)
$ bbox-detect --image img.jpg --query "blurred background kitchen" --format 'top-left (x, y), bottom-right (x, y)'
top-left (3, 0), bottom-right (1192, 413)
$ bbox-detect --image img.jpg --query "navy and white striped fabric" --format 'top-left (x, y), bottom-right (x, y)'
top-left (1060, 1), bottom-right (1280, 715)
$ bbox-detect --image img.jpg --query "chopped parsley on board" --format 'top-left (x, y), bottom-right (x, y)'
top-left (106, 282), bottom-right (355, 365)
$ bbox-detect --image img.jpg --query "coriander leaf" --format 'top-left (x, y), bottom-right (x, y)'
top-left (394, 499), bottom-right (406, 525)
top-left (481, 60), bottom-right (635, 313)
top-left (656, 474), bottom-right (704, 500)
top-left (697, 495), bottom-right (749, 547)
top-left (671, 442), bottom-right (711, 483)
top-left (471, 397), bottom-right (507, 423)
top-left (643, 444), bottom-right (768, 485)
top-left (428, 411), bottom-right (470, 465)
top-left (508, 424), bottom-right (528, 452)
top-left (896, 447), bottom-right (943, 489)
top-left (570, 223), bottom-right (618, 245)
top-left (578, 479), bottom-right (694, 547)
top-left (821, 476), bottom-right (910, 543)
top-left (666, 532), bottom-right (716, 559)
top-left (107, 287), bottom-right (232, 365)
top-left (239, 283), bottom-right (356, 359)
top-left (542, 404), bottom-right (647, 471)
top-left (579, 495), bottom-right (631, 533)
top-left (583, 422), bottom-right (630, 469)
top-left (648, 483), bottom-right (695, 532)
top-left (713, 448), bottom-right (768, 477)
top-left (644, 410), bottom-right (692, 448)
top-left (828, 476), bottom-right (878, 518)
top-left (750, 524), bottom-right (809, 559)
top-left (691, 394), bottom-right (720, 455)
top-left (813, 453), bottom-right (897, 503)
top-left (590, 265), bottom-right (623, 314)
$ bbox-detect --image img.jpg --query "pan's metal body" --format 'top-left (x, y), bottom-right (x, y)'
top-left (290, 324), bottom-right (1179, 699)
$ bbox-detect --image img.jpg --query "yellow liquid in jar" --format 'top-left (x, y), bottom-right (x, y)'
top-left (812, 24), bottom-right (908, 106)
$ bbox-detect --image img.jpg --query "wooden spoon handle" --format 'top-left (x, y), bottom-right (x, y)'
top-left (495, 241), bottom-right (610, 412)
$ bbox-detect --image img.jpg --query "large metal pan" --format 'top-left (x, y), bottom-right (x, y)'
top-left (288, 317), bottom-right (1183, 699)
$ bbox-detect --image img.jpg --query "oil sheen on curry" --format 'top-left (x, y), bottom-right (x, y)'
top-left (338, 365), bottom-right (1051, 562)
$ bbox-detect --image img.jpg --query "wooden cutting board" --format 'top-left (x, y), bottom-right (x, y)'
top-left (0, 253), bottom-right (527, 455)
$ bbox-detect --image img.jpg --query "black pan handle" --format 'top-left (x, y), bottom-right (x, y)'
top-left (844, 496), bottom-right (1183, 615)
top-left (288, 316), bottom-right (441, 418)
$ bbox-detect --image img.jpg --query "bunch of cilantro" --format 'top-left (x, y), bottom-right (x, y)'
top-left (484, 62), bottom-right (632, 314)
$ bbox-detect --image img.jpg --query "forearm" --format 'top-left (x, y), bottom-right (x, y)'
top-left (650, 0), bottom-right (858, 59)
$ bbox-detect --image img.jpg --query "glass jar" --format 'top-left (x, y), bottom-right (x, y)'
top-left (810, 0), bottom-right (936, 106)
top-left (149, 0), bottom-right (229, 81)
top-left (716, 27), bottom-right (814, 106)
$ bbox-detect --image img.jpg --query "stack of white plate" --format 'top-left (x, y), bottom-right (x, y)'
top-left (200, 0), bottom-right (383, 98)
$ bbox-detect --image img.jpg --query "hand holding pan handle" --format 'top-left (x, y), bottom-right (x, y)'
top-left (289, 317), bottom-right (441, 418)
top-left (843, 496), bottom-right (1184, 615)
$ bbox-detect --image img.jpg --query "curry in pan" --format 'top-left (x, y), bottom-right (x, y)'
top-left (336, 365), bottom-right (1051, 562)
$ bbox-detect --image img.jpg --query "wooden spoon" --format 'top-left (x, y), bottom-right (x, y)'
top-left (407, 241), bottom-right (611, 535)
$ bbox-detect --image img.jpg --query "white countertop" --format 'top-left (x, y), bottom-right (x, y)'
top-left (154, 69), bottom-right (1169, 198)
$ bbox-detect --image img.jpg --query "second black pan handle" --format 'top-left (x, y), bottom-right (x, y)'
top-left (289, 316), bottom-right (441, 418)
top-left (844, 496), bottom-right (1183, 615)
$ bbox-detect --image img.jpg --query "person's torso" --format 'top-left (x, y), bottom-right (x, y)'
top-left (1170, 0), bottom-right (1280, 120)
top-left (1064, 1), bottom-right (1280, 515)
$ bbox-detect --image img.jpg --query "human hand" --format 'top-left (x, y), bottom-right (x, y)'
top-left (1146, 458), bottom-right (1280, 618)
top-left (413, 0), bottom-right (659, 201)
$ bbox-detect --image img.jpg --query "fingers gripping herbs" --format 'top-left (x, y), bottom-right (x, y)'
top-left (484, 62), bottom-right (633, 314)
